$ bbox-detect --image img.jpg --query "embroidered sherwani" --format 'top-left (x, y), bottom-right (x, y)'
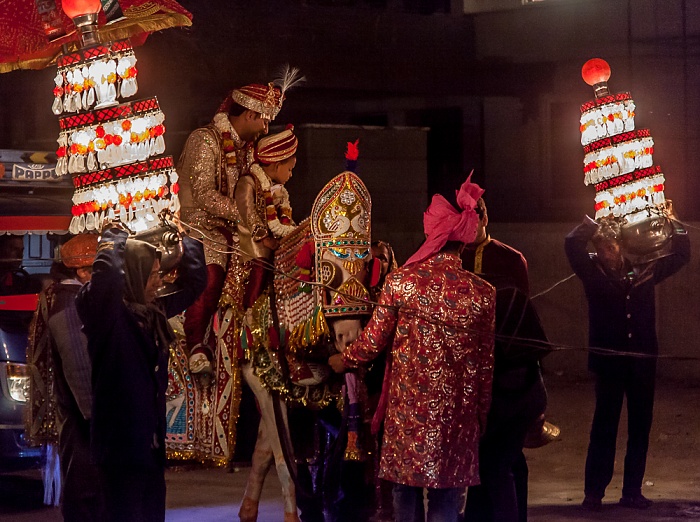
top-left (177, 124), bottom-right (253, 268)
top-left (233, 171), bottom-right (297, 360)
top-left (342, 252), bottom-right (495, 488)
top-left (235, 173), bottom-right (274, 263)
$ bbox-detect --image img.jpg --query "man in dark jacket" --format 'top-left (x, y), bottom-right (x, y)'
top-left (565, 215), bottom-right (690, 511)
top-left (461, 198), bottom-right (530, 295)
top-left (28, 234), bottom-right (102, 521)
top-left (462, 197), bottom-right (548, 522)
top-left (77, 223), bottom-right (207, 522)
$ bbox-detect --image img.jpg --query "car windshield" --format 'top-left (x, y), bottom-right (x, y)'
top-left (0, 284), bottom-right (38, 362)
top-left (0, 236), bottom-right (53, 363)
top-left (0, 310), bottom-right (33, 334)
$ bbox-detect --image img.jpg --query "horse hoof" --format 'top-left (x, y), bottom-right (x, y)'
top-left (189, 353), bottom-right (212, 374)
top-left (238, 496), bottom-right (259, 522)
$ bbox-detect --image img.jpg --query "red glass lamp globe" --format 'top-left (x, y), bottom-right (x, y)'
top-left (62, 0), bottom-right (102, 19)
top-left (582, 58), bottom-right (611, 86)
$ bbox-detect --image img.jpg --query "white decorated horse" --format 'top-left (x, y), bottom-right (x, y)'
top-left (165, 170), bottom-right (373, 522)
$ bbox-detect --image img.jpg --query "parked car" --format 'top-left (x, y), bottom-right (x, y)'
top-left (0, 149), bottom-right (71, 472)
top-left (0, 290), bottom-right (44, 472)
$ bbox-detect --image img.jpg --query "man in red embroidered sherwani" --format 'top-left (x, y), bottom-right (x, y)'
top-left (329, 176), bottom-right (496, 522)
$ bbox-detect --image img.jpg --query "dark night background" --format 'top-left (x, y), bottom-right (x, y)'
top-left (8, 0), bottom-right (700, 221)
top-left (1, 5), bottom-right (699, 520)
top-left (1, 0), bottom-right (700, 380)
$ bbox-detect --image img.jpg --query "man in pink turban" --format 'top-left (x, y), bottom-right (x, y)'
top-left (330, 175), bottom-right (496, 522)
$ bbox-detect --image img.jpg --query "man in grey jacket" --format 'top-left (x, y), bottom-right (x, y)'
top-left (29, 234), bottom-right (102, 521)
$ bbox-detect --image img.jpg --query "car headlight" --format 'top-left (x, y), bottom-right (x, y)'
top-left (4, 363), bottom-right (30, 403)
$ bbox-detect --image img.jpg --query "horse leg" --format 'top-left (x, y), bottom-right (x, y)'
top-left (270, 401), bottom-right (301, 522)
top-left (242, 363), bottom-right (300, 522)
top-left (239, 423), bottom-right (274, 522)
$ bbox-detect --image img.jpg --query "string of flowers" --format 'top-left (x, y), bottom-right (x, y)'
top-left (250, 163), bottom-right (296, 238)
top-left (213, 112), bottom-right (243, 167)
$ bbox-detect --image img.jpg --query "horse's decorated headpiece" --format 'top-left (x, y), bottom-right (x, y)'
top-left (311, 168), bottom-right (372, 317)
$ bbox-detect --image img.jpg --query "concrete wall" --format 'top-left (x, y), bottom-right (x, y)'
top-left (489, 221), bottom-right (700, 383)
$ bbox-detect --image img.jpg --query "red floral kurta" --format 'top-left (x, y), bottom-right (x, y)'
top-left (343, 252), bottom-right (495, 488)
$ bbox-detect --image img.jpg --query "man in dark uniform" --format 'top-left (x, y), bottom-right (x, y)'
top-left (462, 198), bottom-right (530, 295)
top-left (566, 215), bottom-right (689, 511)
top-left (28, 234), bottom-right (103, 521)
top-left (462, 198), bottom-right (548, 522)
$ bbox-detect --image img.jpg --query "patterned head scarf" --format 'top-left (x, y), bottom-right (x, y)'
top-left (230, 83), bottom-right (283, 121)
top-left (217, 66), bottom-right (304, 121)
top-left (123, 239), bottom-right (175, 351)
top-left (404, 174), bottom-right (484, 266)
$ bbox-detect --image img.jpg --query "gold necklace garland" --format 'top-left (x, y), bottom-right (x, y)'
top-left (250, 163), bottom-right (296, 238)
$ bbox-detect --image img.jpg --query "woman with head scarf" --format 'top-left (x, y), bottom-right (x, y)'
top-left (76, 222), bottom-right (207, 522)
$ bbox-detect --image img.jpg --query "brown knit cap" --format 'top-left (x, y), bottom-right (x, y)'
top-left (61, 234), bottom-right (98, 268)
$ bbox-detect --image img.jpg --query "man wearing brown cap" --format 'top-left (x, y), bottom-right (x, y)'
top-left (178, 68), bottom-right (303, 374)
top-left (28, 233), bottom-right (102, 521)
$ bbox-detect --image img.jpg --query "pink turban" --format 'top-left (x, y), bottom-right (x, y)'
top-left (404, 174), bottom-right (484, 266)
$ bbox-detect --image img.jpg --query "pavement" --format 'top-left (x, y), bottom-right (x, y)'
top-left (1, 375), bottom-right (699, 521)
top-left (525, 375), bottom-right (700, 521)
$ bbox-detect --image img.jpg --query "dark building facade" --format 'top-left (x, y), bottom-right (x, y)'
top-left (3, 0), bottom-right (699, 221)
top-left (1, 0), bottom-right (699, 379)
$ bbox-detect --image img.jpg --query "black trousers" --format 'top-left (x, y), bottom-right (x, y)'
top-left (584, 361), bottom-right (656, 500)
top-left (58, 413), bottom-right (103, 522)
top-left (292, 406), bottom-right (373, 522)
top-left (463, 369), bottom-right (547, 522)
top-left (99, 452), bottom-right (166, 522)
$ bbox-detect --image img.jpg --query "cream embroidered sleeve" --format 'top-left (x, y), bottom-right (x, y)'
top-left (183, 130), bottom-right (238, 223)
top-left (235, 176), bottom-right (268, 242)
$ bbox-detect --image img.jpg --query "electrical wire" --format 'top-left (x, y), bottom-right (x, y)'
top-left (531, 274), bottom-right (577, 300)
top-left (173, 216), bottom-right (700, 363)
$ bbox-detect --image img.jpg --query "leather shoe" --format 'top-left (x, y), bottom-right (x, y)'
top-left (581, 495), bottom-right (602, 511)
top-left (619, 494), bottom-right (653, 509)
top-left (189, 352), bottom-right (212, 374)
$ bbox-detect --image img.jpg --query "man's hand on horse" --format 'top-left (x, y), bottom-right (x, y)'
top-left (328, 353), bottom-right (346, 373)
